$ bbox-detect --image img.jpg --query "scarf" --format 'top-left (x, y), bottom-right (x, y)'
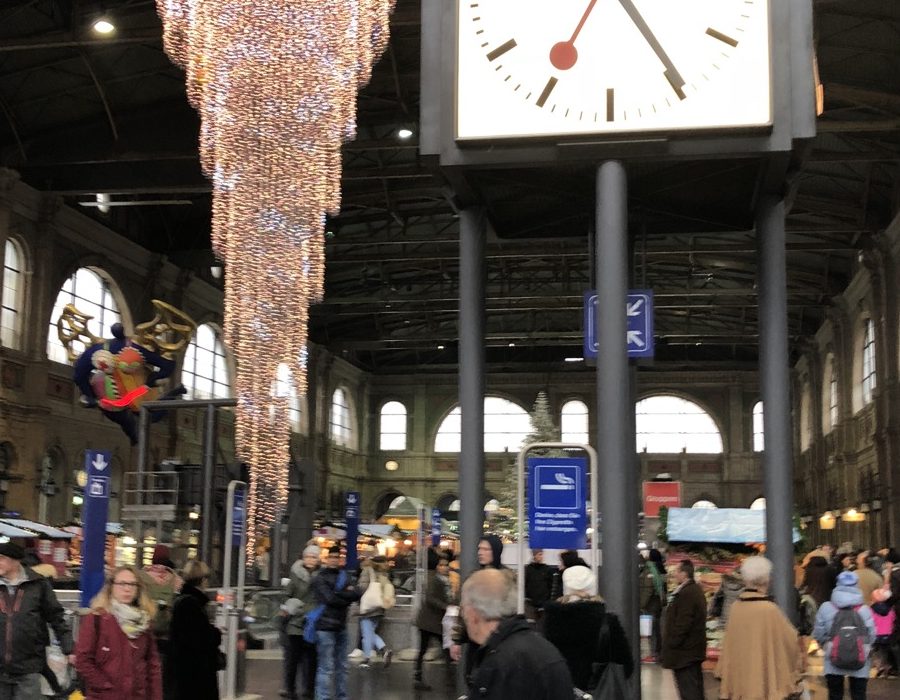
top-left (111, 600), bottom-right (150, 639)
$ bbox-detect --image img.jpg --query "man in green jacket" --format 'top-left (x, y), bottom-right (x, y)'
top-left (661, 559), bottom-right (708, 700)
top-left (279, 544), bottom-right (320, 699)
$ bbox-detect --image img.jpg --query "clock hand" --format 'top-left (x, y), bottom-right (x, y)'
top-left (617, 0), bottom-right (686, 99)
top-left (550, 0), bottom-right (598, 71)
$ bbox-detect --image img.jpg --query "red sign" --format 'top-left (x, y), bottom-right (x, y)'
top-left (643, 481), bottom-right (682, 517)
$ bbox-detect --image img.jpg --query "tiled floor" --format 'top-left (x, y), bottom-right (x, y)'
top-left (244, 653), bottom-right (899, 699)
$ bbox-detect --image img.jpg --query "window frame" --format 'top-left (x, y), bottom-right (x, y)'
top-left (379, 400), bottom-right (408, 451)
top-left (1, 238), bottom-right (25, 350)
top-left (330, 387), bottom-right (353, 448)
top-left (181, 323), bottom-right (232, 400)
top-left (861, 317), bottom-right (876, 406)
top-left (560, 399), bottom-right (590, 444)
top-left (434, 396), bottom-right (531, 453)
top-left (634, 394), bottom-right (724, 454)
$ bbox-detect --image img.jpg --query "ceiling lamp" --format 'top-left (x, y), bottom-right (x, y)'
top-left (397, 127), bottom-right (413, 139)
top-left (92, 18), bottom-right (116, 34)
top-left (156, 0), bottom-right (396, 561)
top-left (819, 511), bottom-right (835, 530)
top-left (843, 508), bottom-right (865, 523)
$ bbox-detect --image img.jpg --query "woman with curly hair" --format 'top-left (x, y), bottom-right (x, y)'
top-left (75, 565), bottom-right (162, 700)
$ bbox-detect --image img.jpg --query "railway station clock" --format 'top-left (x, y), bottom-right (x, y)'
top-left (455, 0), bottom-right (773, 141)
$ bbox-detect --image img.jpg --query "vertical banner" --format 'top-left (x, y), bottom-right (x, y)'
top-left (642, 481), bottom-right (682, 517)
top-left (528, 456), bottom-right (587, 550)
top-left (344, 491), bottom-right (360, 571)
top-left (80, 449), bottom-right (111, 607)
top-left (232, 489), bottom-right (246, 547)
top-left (431, 507), bottom-right (442, 547)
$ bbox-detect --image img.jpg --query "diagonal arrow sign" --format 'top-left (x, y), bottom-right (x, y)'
top-left (626, 298), bottom-right (644, 316)
top-left (626, 330), bottom-right (645, 348)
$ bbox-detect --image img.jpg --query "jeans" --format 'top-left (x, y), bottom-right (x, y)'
top-left (0, 674), bottom-right (43, 700)
top-left (315, 629), bottom-right (349, 700)
top-left (359, 617), bottom-right (385, 659)
top-left (825, 674), bottom-right (867, 700)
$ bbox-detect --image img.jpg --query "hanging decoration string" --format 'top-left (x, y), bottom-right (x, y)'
top-left (156, 0), bottom-right (396, 559)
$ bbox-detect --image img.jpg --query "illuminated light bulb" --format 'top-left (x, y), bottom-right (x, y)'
top-left (93, 18), bottom-right (115, 34)
top-left (156, 0), bottom-right (397, 562)
top-left (397, 128), bottom-right (413, 139)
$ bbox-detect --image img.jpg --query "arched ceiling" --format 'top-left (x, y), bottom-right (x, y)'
top-left (1, 0), bottom-right (898, 374)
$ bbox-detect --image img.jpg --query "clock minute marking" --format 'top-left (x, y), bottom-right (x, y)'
top-left (617, 0), bottom-right (687, 100)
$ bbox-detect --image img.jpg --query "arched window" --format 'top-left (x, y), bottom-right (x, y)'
top-left (2, 239), bottom-right (25, 349)
top-left (798, 383), bottom-right (812, 451)
top-left (635, 395), bottom-right (723, 453)
top-left (749, 497), bottom-right (766, 510)
top-left (47, 267), bottom-right (124, 364)
top-left (561, 399), bottom-right (589, 444)
top-left (691, 499), bottom-right (717, 509)
top-left (182, 324), bottom-right (231, 399)
top-left (752, 401), bottom-right (764, 452)
top-left (861, 318), bottom-right (876, 406)
top-left (434, 396), bottom-right (531, 453)
top-left (330, 387), bottom-right (353, 447)
top-left (822, 353), bottom-right (838, 434)
top-left (274, 363), bottom-right (302, 433)
top-left (379, 401), bottom-right (407, 450)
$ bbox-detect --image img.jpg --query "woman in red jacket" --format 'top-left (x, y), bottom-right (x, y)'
top-left (75, 565), bottom-right (162, 700)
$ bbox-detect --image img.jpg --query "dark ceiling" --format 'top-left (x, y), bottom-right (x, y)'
top-left (1, 0), bottom-right (898, 375)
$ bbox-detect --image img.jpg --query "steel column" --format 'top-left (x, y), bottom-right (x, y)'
top-left (595, 162), bottom-right (639, 699)
top-left (200, 403), bottom-right (217, 567)
top-left (757, 195), bottom-right (795, 617)
top-left (458, 207), bottom-right (486, 582)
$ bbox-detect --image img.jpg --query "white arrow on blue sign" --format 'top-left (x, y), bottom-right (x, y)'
top-left (583, 290), bottom-right (654, 359)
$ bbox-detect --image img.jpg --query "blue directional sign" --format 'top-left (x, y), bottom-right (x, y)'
top-left (583, 289), bottom-right (654, 359)
top-left (431, 507), bottom-right (442, 547)
top-left (344, 491), bottom-right (360, 570)
top-left (81, 449), bottom-right (111, 607)
top-left (528, 457), bottom-right (587, 550)
top-left (231, 489), bottom-right (245, 548)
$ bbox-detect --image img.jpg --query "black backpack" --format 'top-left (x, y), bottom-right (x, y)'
top-left (828, 604), bottom-right (867, 671)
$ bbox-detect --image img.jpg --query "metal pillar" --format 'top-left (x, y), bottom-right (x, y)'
top-left (458, 207), bottom-right (486, 581)
top-left (595, 162), bottom-right (639, 699)
top-left (200, 403), bottom-right (217, 566)
top-left (756, 195), bottom-right (795, 617)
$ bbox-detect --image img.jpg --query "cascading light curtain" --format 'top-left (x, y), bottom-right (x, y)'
top-left (156, 0), bottom-right (396, 559)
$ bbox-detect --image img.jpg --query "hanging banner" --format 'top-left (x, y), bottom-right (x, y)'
top-left (528, 457), bottom-right (587, 550)
top-left (344, 491), bottom-right (360, 570)
top-left (431, 507), bottom-right (442, 547)
top-left (642, 481), bottom-right (682, 517)
top-left (80, 449), bottom-right (111, 607)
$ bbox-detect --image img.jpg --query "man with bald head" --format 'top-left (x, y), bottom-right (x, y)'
top-left (461, 569), bottom-right (573, 699)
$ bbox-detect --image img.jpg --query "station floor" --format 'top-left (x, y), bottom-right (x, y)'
top-left (244, 651), bottom-right (899, 699)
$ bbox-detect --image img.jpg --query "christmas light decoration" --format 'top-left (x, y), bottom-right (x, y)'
top-left (156, 0), bottom-right (396, 559)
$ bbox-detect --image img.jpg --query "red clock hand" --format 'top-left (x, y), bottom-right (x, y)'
top-left (550, 0), bottom-right (598, 70)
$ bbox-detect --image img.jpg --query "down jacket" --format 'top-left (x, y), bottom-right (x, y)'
top-left (309, 567), bottom-right (361, 632)
top-left (813, 582), bottom-right (876, 678)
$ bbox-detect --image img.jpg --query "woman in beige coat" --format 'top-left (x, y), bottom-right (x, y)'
top-left (716, 556), bottom-right (804, 700)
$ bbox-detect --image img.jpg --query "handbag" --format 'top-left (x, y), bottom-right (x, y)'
top-left (587, 661), bottom-right (628, 700)
top-left (359, 578), bottom-right (384, 615)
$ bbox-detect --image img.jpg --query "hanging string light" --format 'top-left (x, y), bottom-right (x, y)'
top-left (156, 0), bottom-right (396, 560)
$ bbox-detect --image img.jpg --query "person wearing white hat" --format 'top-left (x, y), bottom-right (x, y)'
top-left (543, 565), bottom-right (634, 692)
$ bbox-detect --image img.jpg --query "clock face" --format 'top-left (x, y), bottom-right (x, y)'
top-left (455, 0), bottom-right (772, 141)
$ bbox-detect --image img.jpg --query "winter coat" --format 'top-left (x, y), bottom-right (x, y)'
top-left (639, 562), bottom-right (666, 616)
top-left (0, 567), bottom-right (73, 676)
top-left (812, 582), bottom-right (876, 678)
top-left (711, 570), bottom-right (744, 626)
top-left (75, 610), bottom-right (162, 700)
top-left (169, 583), bottom-right (221, 700)
top-left (524, 562), bottom-right (554, 608)
top-left (467, 615), bottom-right (574, 700)
top-left (661, 579), bottom-right (707, 670)
top-left (543, 597), bottom-right (634, 690)
top-left (283, 563), bottom-right (318, 636)
top-left (715, 591), bottom-right (803, 700)
top-left (415, 572), bottom-right (450, 635)
top-left (310, 566), bottom-right (361, 632)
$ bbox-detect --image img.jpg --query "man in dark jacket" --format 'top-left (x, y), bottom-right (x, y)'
top-left (0, 541), bottom-right (74, 700)
top-left (524, 549), bottom-right (554, 621)
top-left (463, 568), bottom-right (573, 700)
top-left (661, 559), bottom-right (708, 700)
top-left (309, 546), bottom-right (360, 700)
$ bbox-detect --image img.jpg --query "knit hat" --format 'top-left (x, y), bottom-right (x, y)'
top-left (562, 565), bottom-right (595, 595)
top-left (151, 544), bottom-right (175, 568)
top-left (836, 570), bottom-right (859, 587)
top-left (302, 544), bottom-right (321, 559)
top-left (0, 542), bottom-right (24, 560)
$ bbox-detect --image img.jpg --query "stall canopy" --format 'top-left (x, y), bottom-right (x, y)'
top-left (377, 496), bottom-right (426, 531)
top-left (358, 523), bottom-right (401, 539)
top-left (0, 522), bottom-right (39, 539)
top-left (667, 508), bottom-right (800, 544)
top-left (0, 519), bottom-right (75, 539)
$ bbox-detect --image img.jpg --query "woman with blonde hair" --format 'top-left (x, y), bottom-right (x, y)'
top-left (75, 565), bottom-right (162, 700)
top-left (169, 560), bottom-right (221, 700)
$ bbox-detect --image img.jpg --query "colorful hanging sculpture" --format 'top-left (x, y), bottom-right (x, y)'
top-left (57, 300), bottom-right (197, 444)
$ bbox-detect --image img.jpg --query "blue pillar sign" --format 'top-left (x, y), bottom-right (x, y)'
top-left (431, 507), bottom-right (442, 547)
top-left (583, 290), bottom-right (654, 359)
top-left (231, 489), bottom-right (245, 547)
top-left (344, 491), bottom-right (360, 571)
top-left (80, 449), bottom-right (111, 607)
top-left (528, 457), bottom-right (588, 550)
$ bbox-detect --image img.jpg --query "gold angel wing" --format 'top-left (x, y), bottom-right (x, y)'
top-left (56, 303), bottom-right (104, 362)
top-left (133, 300), bottom-right (198, 358)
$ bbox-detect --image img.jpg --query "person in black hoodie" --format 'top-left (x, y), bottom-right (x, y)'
top-left (524, 549), bottom-right (554, 622)
top-left (169, 560), bottom-right (221, 700)
top-left (463, 568), bottom-right (573, 700)
top-left (309, 546), bottom-right (360, 700)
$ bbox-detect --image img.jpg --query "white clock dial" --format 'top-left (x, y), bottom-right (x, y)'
top-left (456, 0), bottom-right (772, 141)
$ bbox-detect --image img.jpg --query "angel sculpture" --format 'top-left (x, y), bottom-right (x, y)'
top-left (57, 300), bottom-right (198, 444)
